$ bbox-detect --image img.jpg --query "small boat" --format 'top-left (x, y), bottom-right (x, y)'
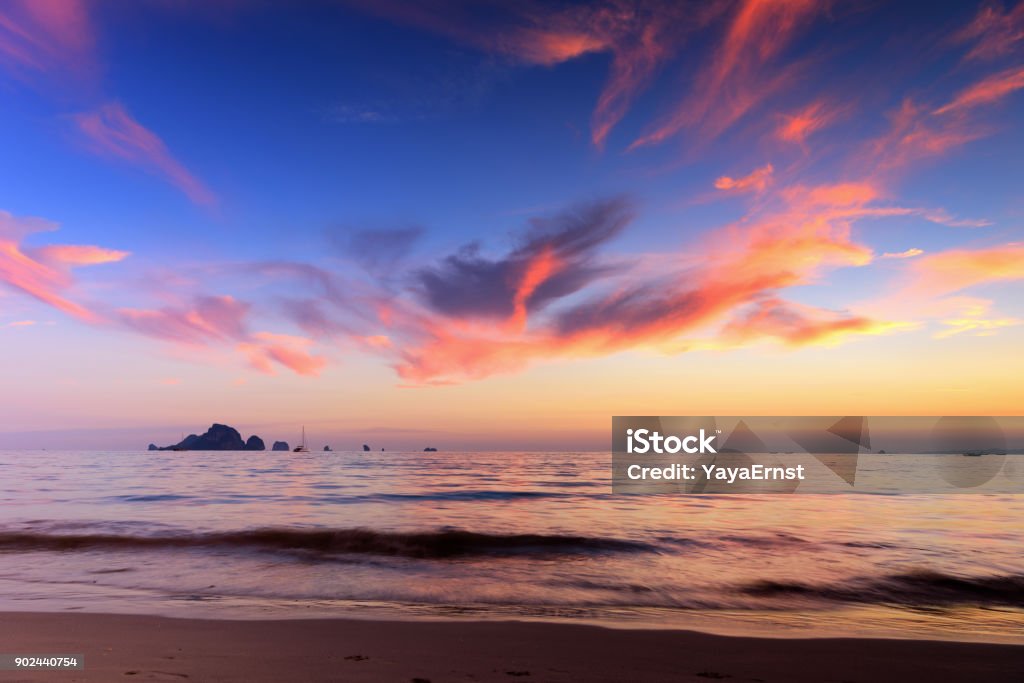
top-left (293, 426), bottom-right (310, 453)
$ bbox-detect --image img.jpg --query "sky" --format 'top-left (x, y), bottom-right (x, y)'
top-left (1, 0), bottom-right (1023, 450)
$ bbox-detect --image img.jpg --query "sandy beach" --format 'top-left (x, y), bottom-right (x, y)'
top-left (1, 613), bottom-right (1021, 682)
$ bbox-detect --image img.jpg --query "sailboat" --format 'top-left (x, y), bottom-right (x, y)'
top-left (293, 426), bottom-right (310, 453)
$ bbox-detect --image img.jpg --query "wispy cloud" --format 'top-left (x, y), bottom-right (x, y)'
top-left (867, 98), bottom-right (987, 169)
top-left (0, 210), bottom-right (127, 323)
top-left (118, 295), bottom-right (250, 346)
top-left (239, 332), bottom-right (328, 376)
top-left (346, 0), bottom-right (720, 148)
top-left (714, 163), bottom-right (774, 193)
top-left (954, 1), bottom-right (1024, 62)
top-left (71, 101), bottom-right (217, 207)
top-left (119, 295), bottom-right (329, 376)
top-left (631, 0), bottom-right (823, 149)
top-left (719, 297), bottom-right (908, 347)
top-left (908, 242), bottom-right (1024, 294)
top-left (775, 99), bottom-right (845, 146)
top-left (0, 0), bottom-right (95, 81)
top-left (882, 248), bottom-right (924, 259)
top-left (933, 65), bottom-right (1024, 115)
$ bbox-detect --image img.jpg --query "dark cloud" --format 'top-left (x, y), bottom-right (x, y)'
top-left (414, 196), bottom-right (633, 319)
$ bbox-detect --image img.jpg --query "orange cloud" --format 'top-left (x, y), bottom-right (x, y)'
top-left (393, 182), bottom-right (885, 384)
top-left (776, 100), bottom-right (844, 146)
top-left (719, 298), bottom-right (907, 347)
top-left (909, 242), bottom-right (1024, 294)
top-left (501, 26), bottom-right (609, 66)
top-left (631, 0), bottom-right (822, 149)
top-left (934, 65), bottom-right (1024, 115)
top-left (508, 246), bottom-right (562, 331)
top-left (715, 163), bottom-right (774, 193)
top-left (72, 101), bottom-right (217, 206)
top-left (0, 210), bottom-right (126, 322)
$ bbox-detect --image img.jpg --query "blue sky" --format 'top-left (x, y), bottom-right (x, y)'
top-left (1, 0), bottom-right (1022, 448)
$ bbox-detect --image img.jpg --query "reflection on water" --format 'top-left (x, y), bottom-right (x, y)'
top-left (0, 450), bottom-right (1021, 642)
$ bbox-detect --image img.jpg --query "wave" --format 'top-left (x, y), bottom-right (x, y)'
top-left (741, 570), bottom-right (1024, 607)
top-left (0, 527), bottom-right (653, 559)
top-left (107, 490), bottom-right (580, 504)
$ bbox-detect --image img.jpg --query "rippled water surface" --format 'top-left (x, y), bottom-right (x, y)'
top-left (0, 450), bottom-right (1021, 642)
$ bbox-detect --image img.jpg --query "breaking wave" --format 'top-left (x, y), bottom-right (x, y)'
top-left (0, 527), bottom-right (653, 559)
top-left (741, 570), bottom-right (1024, 607)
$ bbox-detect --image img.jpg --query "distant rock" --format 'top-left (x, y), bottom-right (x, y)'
top-left (423, 447), bottom-right (437, 452)
top-left (272, 441), bottom-right (290, 452)
top-left (148, 443), bottom-right (158, 451)
top-left (323, 445), bottom-right (332, 451)
top-left (155, 424), bottom-right (247, 451)
top-left (362, 444), bottom-right (370, 452)
top-left (244, 435), bottom-right (265, 451)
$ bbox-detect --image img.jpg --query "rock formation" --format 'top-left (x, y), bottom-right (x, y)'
top-left (155, 424), bottom-right (246, 451)
top-left (244, 435), bottom-right (266, 451)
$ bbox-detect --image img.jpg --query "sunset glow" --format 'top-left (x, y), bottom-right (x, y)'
top-left (1, 0), bottom-right (1022, 449)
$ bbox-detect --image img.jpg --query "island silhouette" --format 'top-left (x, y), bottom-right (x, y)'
top-left (149, 423), bottom-right (436, 452)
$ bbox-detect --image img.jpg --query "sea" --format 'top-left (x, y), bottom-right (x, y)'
top-left (0, 450), bottom-right (1021, 643)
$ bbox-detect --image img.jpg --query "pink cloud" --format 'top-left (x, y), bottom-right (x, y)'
top-left (72, 101), bottom-right (217, 207)
top-left (118, 295), bottom-right (329, 377)
top-left (239, 332), bottom-right (328, 376)
top-left (118, 295), bottom-right (250, 345)
top-left (867, 98), bottom-right (988, 169)
top-left (0, 210), bottom-right (127, 323)
top-left (882, 248), bottom-right (924, 259)
top-left (33, 244), bottom-right (131, 266)
top-left (0, 0), bottom-right (94, 80)
top-left (955, 2), bottom-right (1024, 61)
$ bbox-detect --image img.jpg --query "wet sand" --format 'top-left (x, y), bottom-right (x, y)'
top-left (1, 612), bottom-right (1022, 682)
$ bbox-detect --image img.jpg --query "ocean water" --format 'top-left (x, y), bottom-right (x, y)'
top-left (0, 450), bottom-right (1021, 642)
